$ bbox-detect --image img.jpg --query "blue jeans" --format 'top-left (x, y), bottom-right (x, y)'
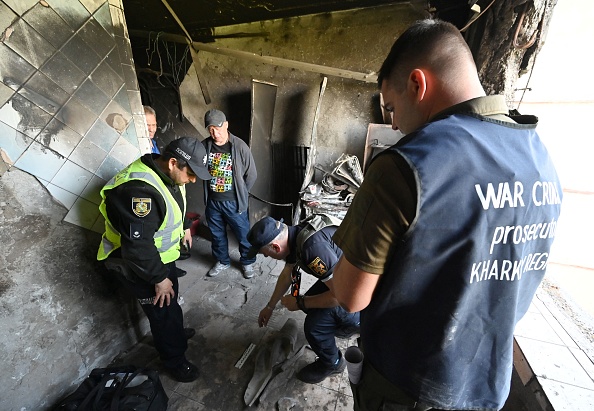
top-left (205, 199), bottom-right (256, 266)
top-left (303, 302), bottom-right (360, 365)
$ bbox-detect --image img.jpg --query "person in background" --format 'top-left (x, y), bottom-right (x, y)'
top-left (202, 109), bottom-right (258, 279)
top-left (331, 19), bottom-right (562, 411)
top-left (97, 137), bottom-right (212, 383)
top-left (144, 105), bottom-right (160, 154)
top-left (247, 215), bottom-right (360, 384)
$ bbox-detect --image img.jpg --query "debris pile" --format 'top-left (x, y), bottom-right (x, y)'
top-left (300, 153), bottom-right (363, 219)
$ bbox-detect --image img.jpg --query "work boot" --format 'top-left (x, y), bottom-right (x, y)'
top-left (207, 262), bottom-right (230, 277)
top-left (296, 353), bottom-right (346, 384)
top-left (165, 359), bottom-right (199, 382)
top-left (242, 263), bottom-right (256, 279)
top-left (176, 267), bottom-right (187, 278)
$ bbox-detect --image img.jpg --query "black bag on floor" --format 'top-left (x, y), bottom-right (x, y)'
top-left (53, 365), bottom-right (168, 411)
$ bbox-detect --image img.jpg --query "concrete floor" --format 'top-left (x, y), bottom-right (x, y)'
top-left (108, 232), bottom-right (538, 410)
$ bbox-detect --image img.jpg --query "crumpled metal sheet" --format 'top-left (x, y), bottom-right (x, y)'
top-left (244, 318), bottom-right (304, 406)
top-left (299, 153), bottom-right (363, 220)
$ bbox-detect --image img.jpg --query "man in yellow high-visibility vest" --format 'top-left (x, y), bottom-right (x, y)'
top-left (98, 136), bottom-right (211, 382)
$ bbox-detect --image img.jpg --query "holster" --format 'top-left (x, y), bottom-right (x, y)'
top-left (104, 258), bottom-right (138, 283)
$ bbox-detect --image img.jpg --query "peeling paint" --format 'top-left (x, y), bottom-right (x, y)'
top-left (1, 26), bottom-right (14, 42)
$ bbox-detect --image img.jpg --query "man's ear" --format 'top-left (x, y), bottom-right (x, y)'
top-left (408, 68), bottom-right (427, 103)
top-left (271, 242), bottom-right (281, 253)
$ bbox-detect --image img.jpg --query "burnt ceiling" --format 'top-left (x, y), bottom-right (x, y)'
top-left (122, 0), bottom-right (475, 42)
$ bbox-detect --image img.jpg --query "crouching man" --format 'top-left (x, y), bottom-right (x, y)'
top-left (247, 215), bottom-right (360, 383)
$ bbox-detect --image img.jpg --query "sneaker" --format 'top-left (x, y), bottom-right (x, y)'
top-left (242, 264), bottom-right (256, 279)
top-left (296, 353), bottom-right (346, 384)
top-left (207, 262), bottom-right (230, 277)
top-left (178, 295), bottom-right (185, 305)
top-left (165, 359), bottom-right (199, 382)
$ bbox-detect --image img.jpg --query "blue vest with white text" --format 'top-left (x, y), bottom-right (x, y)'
top-left (362, 113), bottom-right (562, 410)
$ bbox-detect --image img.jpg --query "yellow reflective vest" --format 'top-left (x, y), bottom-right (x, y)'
top-left (97, 159), bottom-right (186, 264)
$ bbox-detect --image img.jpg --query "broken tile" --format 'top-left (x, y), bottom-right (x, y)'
top-left (63, 196), bottom-right (100, 230)
top-left (14, 140), bottom-right (66, 181)
top-left (0, 119), bottom-right (33, 164)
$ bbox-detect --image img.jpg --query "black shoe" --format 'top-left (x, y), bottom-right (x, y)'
top-left (176, 267), bottom-right (187, 277)
top-left (296, 354), bottom-right (346, 384)
top-left (184, 327), bottom-right (196, 339)
top-left (166, 359), bottom-right (199, 382)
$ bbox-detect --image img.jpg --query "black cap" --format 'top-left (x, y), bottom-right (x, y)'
top-left (164, 137), bottom-right (211, 180)
top-left (204, 109), bottom-right (226, 128)
top-left (246, 217), bottom-right (283, 259)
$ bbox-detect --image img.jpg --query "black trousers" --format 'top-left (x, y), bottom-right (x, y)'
top-left (114, 262), bottom-right (188, 368)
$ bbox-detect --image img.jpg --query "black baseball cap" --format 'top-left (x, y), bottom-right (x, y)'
top-left (247, 217), bottom-right (284, 259)
top-left (204, 109), bottom-right (227, 128)
top-left (165, 137), bottom-right (211, 180)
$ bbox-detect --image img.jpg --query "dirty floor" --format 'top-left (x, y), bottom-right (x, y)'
top-left (109, 233), bottom-right (535, 411)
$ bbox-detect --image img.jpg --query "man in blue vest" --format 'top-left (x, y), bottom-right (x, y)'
top-left (247, 215), bottom-right (360, 384)
top-left (98, 137), bottom-right (211, 382)
top-left (331, 19), bottom-right (562, 411)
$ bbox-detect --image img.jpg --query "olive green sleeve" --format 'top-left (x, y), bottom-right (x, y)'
top-left (333, 153), bottom-right (416, 275)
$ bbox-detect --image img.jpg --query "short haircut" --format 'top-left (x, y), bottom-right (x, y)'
top-left (143, 105), bottom-right (156, 117)
top-left (378, 19), bottom-right (475, 91)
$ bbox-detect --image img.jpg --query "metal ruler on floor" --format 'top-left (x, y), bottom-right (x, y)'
top-left (235, 342), bottom-right (256, 369)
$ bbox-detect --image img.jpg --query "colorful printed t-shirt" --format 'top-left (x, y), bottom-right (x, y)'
top-left (208, 141), bottom-right (235, 201)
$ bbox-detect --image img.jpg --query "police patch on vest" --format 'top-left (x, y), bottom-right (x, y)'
top-left (132, 198), bottom-right (151, 217)
top-left (308, 257), bottom-right (328, 276)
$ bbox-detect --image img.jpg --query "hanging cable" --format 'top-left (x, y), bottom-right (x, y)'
top-left (460, 0), bottom-right (497, 32)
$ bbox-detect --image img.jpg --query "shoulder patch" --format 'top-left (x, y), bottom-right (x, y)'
top-left (130, 223), bottom-right (143, 240)
top-left (132, 197), bottom-right (151, 217)
top-left (307, 257), bottom-right (328, 276)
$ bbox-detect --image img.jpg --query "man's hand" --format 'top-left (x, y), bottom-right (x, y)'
top-left (154, 278), bottom-right (175, 307)
top-left (183, 228), bottom-right (192, 249)
top-left (280, 295), bottom-right (299, 311)
top-left (258, 306), bottom-right (274, 327)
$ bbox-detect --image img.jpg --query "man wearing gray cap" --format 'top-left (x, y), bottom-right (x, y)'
top-left (98, 136), bottom-right (211, 383)
top-left (202, 109), bottom-right (258, 279)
